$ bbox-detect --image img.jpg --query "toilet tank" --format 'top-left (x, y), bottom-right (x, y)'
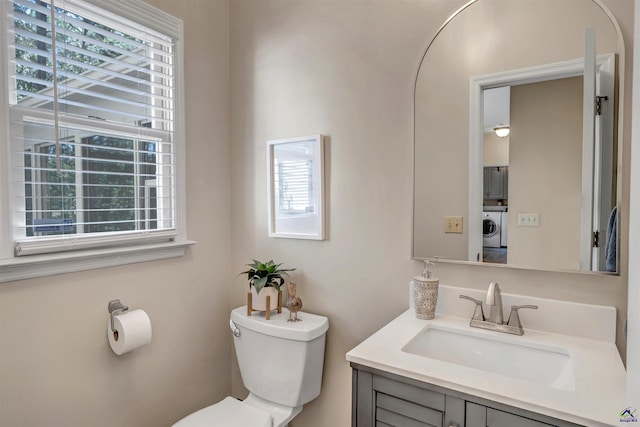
top-left (230, 306), bottom-right (329, 407)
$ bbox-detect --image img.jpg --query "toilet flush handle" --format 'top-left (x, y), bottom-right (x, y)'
top-left (229, 319), bottom-right (241, 337)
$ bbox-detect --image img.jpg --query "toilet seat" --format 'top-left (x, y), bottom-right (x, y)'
top-left (172, 396), bottom-right (272, 427)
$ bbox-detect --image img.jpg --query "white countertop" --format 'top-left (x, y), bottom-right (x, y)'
top-left (346, 286), bottom-right (627, 426)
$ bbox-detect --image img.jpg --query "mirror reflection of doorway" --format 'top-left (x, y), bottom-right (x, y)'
top-left (473, 54), bottom-right (616, 272)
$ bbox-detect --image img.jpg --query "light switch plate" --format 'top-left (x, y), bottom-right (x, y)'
top-left (445, 216), bottom-right (463, 233)
top-left (517, 213), bottom-right (539, 227)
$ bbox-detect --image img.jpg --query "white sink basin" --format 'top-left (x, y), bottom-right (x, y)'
top-left (402, 326), bottom-right (575, 391)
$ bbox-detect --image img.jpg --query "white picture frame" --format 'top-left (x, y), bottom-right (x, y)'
top-left (267, 135), bottom-right (325, 240)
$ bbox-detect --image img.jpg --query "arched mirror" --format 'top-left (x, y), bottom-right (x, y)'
top-left (413, 0), bottom-right (623, 274)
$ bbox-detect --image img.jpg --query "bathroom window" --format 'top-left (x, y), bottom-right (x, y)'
top-left (0, 0), bottom-right (187, 280)
top-left (22, 133), bottom-right (161, 238)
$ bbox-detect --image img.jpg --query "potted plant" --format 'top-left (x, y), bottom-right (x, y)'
top-left (240, 259), bottom-right (295, 313)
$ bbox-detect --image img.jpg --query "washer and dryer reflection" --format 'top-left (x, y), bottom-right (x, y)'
top-left (482, 210), bottom-right (508, 248)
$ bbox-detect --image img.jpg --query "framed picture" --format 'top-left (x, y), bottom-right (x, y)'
top-left (267, 135), bottom-right (325, 240)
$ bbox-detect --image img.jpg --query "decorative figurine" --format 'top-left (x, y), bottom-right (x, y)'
top-left (286, 281), bottom-right (303, 322)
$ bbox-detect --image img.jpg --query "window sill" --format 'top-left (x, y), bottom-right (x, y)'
top-left (0, 240), bottom-right (196, 283)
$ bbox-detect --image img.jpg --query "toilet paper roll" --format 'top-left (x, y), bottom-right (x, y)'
top-left (108, 309), bottom-right (152, 355)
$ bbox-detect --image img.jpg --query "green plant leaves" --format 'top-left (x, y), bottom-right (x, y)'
top-left (252, 276), bottom-right (269, 294)
top-left (239, 259), bottom-right (296, 294)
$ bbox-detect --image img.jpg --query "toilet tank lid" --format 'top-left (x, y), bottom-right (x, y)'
top-left (231, 306), bottom-right (329, 341)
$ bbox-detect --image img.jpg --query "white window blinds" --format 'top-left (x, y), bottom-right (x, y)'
top-left (6, 0), bottom-right (178, 256)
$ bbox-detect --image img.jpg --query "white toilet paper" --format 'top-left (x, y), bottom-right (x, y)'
top-left (108, 309), bottom-right (152, 355)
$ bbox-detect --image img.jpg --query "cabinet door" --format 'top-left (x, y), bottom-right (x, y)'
top-left (466, 402), bottom-right (557, 427)
top-left (487, 408), bottom-right (556, 427)
top-left (351, 366), bottom-right (465, 427)
top-left (373, 375), bottom-right (445, 427)
top-left (483, 167), bottom-right (493, 198)
top-left (484, 166), bottom-right (508, 199)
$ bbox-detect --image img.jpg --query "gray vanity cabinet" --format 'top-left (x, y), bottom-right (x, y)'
top-left (351, 364), bottom-right (582, 427)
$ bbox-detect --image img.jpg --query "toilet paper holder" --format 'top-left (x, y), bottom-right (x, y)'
top-left (108, 299), bottom-right (129, 333)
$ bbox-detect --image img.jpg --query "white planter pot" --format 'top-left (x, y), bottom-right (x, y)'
top-left (250, 286), bottom-right (280, 312)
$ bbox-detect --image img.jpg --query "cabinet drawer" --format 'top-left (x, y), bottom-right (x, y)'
top-left (377, 393), bottom-right (443, 427)
top-left (373, 375), bottom-right (446, 410)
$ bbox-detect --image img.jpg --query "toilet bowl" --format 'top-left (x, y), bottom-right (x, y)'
top-left (172, 396), bottom-right (271, 427)
top-left (172, 306), bottom-right (329, 427)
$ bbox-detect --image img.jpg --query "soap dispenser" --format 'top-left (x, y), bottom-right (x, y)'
top-left (413, 260), bottom-right (439, 320)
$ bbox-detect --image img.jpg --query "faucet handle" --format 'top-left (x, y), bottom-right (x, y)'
top-left (459, 295), bottom-right (485, 321)
top-left (507, 305), bottom-right (538, 334)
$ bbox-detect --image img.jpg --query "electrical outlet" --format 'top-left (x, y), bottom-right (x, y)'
top-left (445, 216), bottom-right (463, 233)
top-left (517, 213), bottom-right (539, 227)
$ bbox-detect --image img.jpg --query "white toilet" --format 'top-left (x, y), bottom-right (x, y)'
top-left (172, 306), bottom-right (329, 427)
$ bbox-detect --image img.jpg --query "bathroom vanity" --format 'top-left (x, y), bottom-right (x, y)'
top-left (346, 285), bottom-right (627, 427)
top-left (351, 363), bottom-right (581, 427)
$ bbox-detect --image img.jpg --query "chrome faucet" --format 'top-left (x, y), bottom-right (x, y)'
top-left (485, 282), bottom-right (503, 325)
top-left (460, 282), bottom-right (538, 336)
